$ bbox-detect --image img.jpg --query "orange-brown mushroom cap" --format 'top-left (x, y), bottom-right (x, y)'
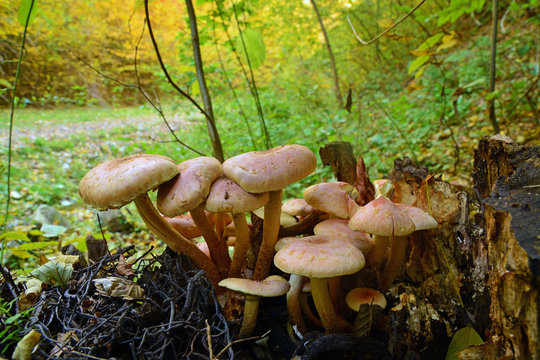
top-left (218, 275), bottom-right (291, 297)
top-left (79, 154), bottom-right (179, 211)
top-left (222, 145), bottom-right (316, 193)
top-left (274, 235), bottom-right (365, 278)
top-left (346, 287), bottom-right (387, 311)
top-left (314, 219), bottom-right (372, 254)
top-left (157, 156), bottom-right (222, 217)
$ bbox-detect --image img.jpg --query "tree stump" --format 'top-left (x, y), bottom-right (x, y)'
top-left (469, 134), bottom-right (539, 359)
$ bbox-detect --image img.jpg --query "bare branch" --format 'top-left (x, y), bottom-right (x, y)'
top-left (347, 0), bottom-right (426, 45)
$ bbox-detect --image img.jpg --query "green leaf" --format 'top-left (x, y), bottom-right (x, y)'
top-left (40, 224), bottom-right (67, 237)
top-left (0, 79), bottom-right (11, 88)
top-left (0, 231), bottom-right (29, 242)
top-left (16, 240), bottom-right (57, 251)
top-left (446, 327), bottom-right (483, 360)
top-left (408, 55), bottom-right (430, 74)
top-left (235, 28), bottom-right (266, 69)
top-left (18, 0), bottom-right (38, 27)
top-left (418, 33), bottom-right (444, 50)
top-left (30, 260), bottom-right (73, 287)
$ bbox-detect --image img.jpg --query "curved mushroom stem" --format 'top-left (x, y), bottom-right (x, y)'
top-left (190, 205), bottom-right (231, 278)
top-left (299, 293), bottom-right (323, 327)
top-left (229, 213), bottom-right (251, 278)
top-left (366, 234), bottom-right (389, 269)
top-left (238, 295), bottom-right (260, 338)
top-left (310, 277), bottom-right (352, 333)
top-left (380, 235), bottom-right (408, 290)
top-left (328, 276), bottom-right (345, 315)
top-left (253, 189), bottom-right (283, 281)
top-left (134, 193), bottom-right (221, 286)
top-left (287, 274), bottom-right (307, 335)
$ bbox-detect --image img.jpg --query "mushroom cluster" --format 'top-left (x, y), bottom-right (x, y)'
top-left (78, 148), bottom-right (437, 339)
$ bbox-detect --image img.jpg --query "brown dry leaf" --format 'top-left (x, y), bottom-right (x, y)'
top-left (93, 277), bottom-right (144, 300)
top-left (116, 255), bottom-right (135, 277)
top-left (38, 254), bottom-right (49, 265)
top-left (50, 330), bottom-right (79, 358)
top-left (353, 156), bottom-right (375, 206)
top-left (19, 279), bottom-right (43, 310)
top-left (55, 254), bottom-right (80, 265)
top-left (12, 330), bottom-right (41, 360)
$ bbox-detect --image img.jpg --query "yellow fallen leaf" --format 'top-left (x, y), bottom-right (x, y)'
top-left (12, 330), bottom-right (41, 360)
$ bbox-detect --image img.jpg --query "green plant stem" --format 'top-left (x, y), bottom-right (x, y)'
top-left (185, 0), bottom-right (224, 162)
top-left (488, 0), bottom-right (500, 133)
top-left (1, 0), bottom-right (35, 265)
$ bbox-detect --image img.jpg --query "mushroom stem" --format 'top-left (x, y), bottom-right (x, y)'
top-left (328, 276), bottom-right (345, 315)
top-left (190, 205), bottom-right (231, 277)
top-left (380, 235), bottom-right (408, 290)
top-left (310, 277), bottom-right (352, 333)
top-left (134, 194), bottom-right (221, 286)
top-left (215, 212), bottom-right (226, 241)
top-left (252, 189), bottom-right (283, 281)
top-left (299, 293), bottom-right (323, 327)
top-left (366, 234), bottom-right (389, 268)
top-left (238, 295), bottom-right (260, 338)
top-left (229, 213), bottom-right (251, 278)
top-left (287, 274), bottom-right (307, 335)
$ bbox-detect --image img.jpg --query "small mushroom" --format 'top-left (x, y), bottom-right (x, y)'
top-left (345, 287), bottom-right (386, 336)
top-left (304, 182), bottom-right (360, 219)
top-left (205, 176), bottom-right (269, 278)
top-left (219, 275), bottom-right (290, 338)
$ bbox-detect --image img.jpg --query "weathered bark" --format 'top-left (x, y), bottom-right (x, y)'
top-left (470, 134), bottom-right (539, 359)
top-left (319, 141), bottom-right (357, 184)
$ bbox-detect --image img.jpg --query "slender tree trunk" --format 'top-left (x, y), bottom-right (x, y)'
top-left (310, 0), bottom-right (343, 108)
top-left (488, 0), bottom-right (500, 133)
top-left (185, 0), bottom-right (224, 162)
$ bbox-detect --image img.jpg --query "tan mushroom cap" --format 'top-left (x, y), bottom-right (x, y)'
top-left (79, 154), bottom-right (179, 211)
top-left (165, 214), bottom-right (202, 239)
top-left (395, 204), bottom-right (438, 230)
top-left (253, 207), bottom-right (298, 227)
top-left (274, 235), bottom-right (365, 278)
top-left (282, 199), bottom-right (315, 217)
top-left (345, 288), bottom-right (387, 311)
top-left (314, 219), bottom-right (372, 254)
top-left (348, 196), bottom-right (415, 236)
top-left (304, 182), bottom-right (360, 219)
top-left (157, 156), bottom-right (223, 217)
top-left (274, 236), bottom-right (302, 252)
top-left (218, 275), bottom-right (291, 297)
top-left (205, 177), bottom-right (269, 213)
top-left (222, 145), bottom-right (316, 193)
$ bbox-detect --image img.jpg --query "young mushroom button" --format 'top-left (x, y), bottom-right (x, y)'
top-left (78, 154), bottom-right (221, 286)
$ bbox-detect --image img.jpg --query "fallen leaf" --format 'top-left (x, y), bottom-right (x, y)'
top-left (12, 330), bottom-right (41, 360)
top-left (30, 260), bottom-right (73, 287)
top-left (93, 277), bottom-right (144, 300)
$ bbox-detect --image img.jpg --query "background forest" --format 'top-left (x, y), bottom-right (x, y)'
top-left (0, 0), bottom-right (538, 356)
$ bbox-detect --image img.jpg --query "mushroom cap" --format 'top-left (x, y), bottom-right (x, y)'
top-left (79, 154), bottom-right (179, 211)
top-left (348, 196), bottom-right (415, 237)
top-left (253, 207), bottom-right (298, 227)
top-left (218, 275), bottom-right (291, 297)
top-left (395, 204), bottom-right (438, 230)
top-left (282, 198), bottom-right (315, 217)
top-left (205, 177), bottom-right (269, 213)
top-left (274, 235), bottom-right (365, 278)
top-left (274, 236), bottom-right (302, 252)
top-left (345, 287), bottom-right (387, 311)
top-left (157, 156), bottom-right (223, 217)
top-left (313, 219), bottom-right (372, 254)
top-left (165, 214), bottom-right (202, 239)
top-left (222, 145), bottom-right (316, 193)
top-left (304, 182), bottom-right (360, 219)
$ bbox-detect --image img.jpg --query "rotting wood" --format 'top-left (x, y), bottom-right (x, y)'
top-left (470, 134), bottom-right (539, 359)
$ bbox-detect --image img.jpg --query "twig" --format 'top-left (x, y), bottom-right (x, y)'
top-left (215, 330), bottom-right (271, 359)
top-left (184, 0), bottom-right (224, 161)
top-left (144, 0), bottom-right (223, 160)
top-left (488, 0), bottom-right (500, 133)
top-left (134, 20), bottom-right (206, 157)
top-left (206, 319), bottom-right (214, 359)
top-left (347, 0), bottom-right (426, 45)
